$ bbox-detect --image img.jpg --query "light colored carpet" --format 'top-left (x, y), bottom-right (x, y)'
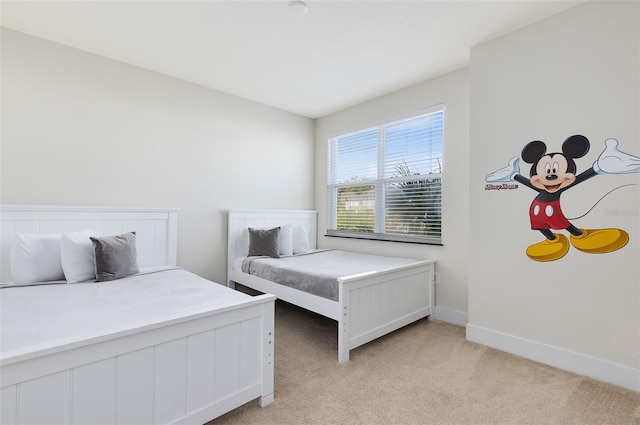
top-left (209, 301), bottom-right (639, 425)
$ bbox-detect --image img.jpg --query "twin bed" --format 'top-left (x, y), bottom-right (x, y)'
top-left (227, 209), bottom-right (435, 363)
top-left (1, 205), bottom-right (435, 425)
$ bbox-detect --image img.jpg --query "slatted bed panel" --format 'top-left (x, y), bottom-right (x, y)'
top-left (1, 302), bottom-right (272, 425)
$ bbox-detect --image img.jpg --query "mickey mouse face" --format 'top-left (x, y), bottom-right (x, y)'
top-left (521, 135), bottom-right (591, 194)
top-left (530, 153), bottom-right (574, 193)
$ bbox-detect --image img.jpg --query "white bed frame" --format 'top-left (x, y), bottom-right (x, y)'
top-left (1, 205), bottom-right (276, 425)
top-left (227, 209), bottom-right (435, 363)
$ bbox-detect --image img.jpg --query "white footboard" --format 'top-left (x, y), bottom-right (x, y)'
top-left (338, 260), bottom-right (434, 363)
top-left (1, 294), bottom-right (276, 425)
top-left (230, 260), bottom-right (434, 363)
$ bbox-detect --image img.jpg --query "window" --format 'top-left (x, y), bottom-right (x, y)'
top-left (327, 107), bottom-right (443, 244)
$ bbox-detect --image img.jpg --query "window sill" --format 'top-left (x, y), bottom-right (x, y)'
top-left (325, 231), bottom-right (443, 246)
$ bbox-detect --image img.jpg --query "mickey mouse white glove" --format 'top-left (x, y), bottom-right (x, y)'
top-left (593, 138), bottom-right (640, 174)
top-left (485, 157), bottom-right (520, 182)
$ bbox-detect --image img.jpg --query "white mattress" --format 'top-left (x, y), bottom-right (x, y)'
top-left (239, 250), bottom-right (423, 301)
top-left (0, 268), bottom-right (250, 361)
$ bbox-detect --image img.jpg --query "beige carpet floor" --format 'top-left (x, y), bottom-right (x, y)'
top-left (209, 301), bottom-right (639, 425)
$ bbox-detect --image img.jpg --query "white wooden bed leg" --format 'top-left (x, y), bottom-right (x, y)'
top-left (429, 267), bottom-right (436, 321)
top-left (338, 318), bottom-right (350, 363)
top-left (259, 393), bottom-right (274, 407)
top-left (260, 299), bottom-right (275, 407)
top-left (338, 284), bottom-right (350, 363)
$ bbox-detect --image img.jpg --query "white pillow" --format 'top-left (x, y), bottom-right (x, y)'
top-left (291, 224), bottom-right (312, 254)
top-left (61, 231), bottom-right (96, 283)
top-left (279, 225), bottom-right (294, 256)
top-left (10, 233), bottom-right (65, 284)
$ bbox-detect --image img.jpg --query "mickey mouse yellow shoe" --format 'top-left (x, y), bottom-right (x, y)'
top-left (570, 228), bottom-right (629, 253)
top-left (526, 234), bottom-right (570, 262)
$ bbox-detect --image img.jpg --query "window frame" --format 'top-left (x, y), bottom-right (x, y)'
top-left (326, 105), bottom-right (444, 245)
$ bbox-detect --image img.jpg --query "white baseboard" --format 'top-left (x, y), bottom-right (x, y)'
top-left (466, 324), bottom-right (640, 393)
top-left (434, 306), bottom-right (468, 327)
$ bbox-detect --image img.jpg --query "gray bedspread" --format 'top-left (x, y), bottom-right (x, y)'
top-left (241, 250), bottom-right (421, 301)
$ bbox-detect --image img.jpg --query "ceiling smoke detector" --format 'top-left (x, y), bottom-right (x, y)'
top-left (288, 1), bottom-right (308, 16)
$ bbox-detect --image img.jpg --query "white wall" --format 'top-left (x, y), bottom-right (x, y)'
top-left (468, 1), bottom-right (639, 391)
top-left (315, 68), bottom-right (470, 325)
top-left (0, 28), bottom-right (315, 284)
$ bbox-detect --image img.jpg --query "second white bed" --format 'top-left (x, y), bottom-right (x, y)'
top-left (227, 209), bottom-right (436, 363)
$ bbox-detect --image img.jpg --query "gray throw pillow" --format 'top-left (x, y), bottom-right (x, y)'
top-left (248, 227), bottom-right (281, 258)
top-left (90, 232), bottom-right (140, 282)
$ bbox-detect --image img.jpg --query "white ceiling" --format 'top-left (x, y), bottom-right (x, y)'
top-left (1, 0), bottom-right (583, 118)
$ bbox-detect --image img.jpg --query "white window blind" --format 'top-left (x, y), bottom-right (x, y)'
top-left (327, 108), bottom-right (443, 244)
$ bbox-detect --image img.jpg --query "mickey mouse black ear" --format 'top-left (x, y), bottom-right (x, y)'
top-left (521, 140), bottom-right (547, 163)
top-left (562, 135), bottom-right (590, 158)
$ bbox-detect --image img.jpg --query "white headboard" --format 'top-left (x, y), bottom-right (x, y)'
top-left (227, 209), bottom-right (317, 272)
top-left (0, 205), bottom-right (179, 283)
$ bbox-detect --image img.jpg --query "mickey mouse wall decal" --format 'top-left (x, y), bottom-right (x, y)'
top-left (486, 135), bottom-right (640, 261)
